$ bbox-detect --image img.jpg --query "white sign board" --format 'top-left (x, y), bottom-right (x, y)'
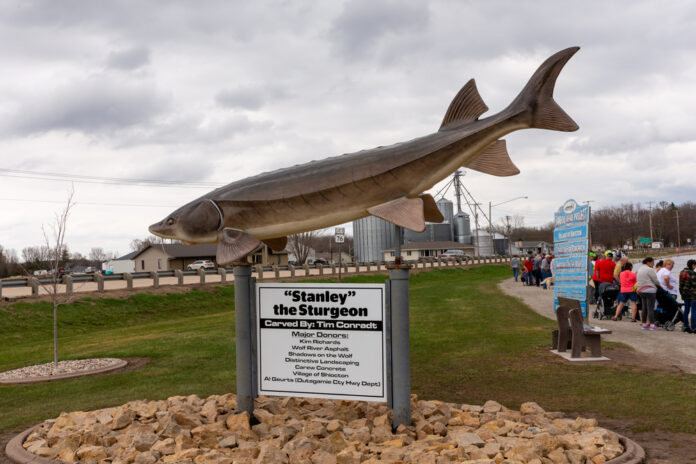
top-left (335, 227), bottom-right (345, 235)
top-left (256, 283), bottom-right (387, 402)
top-left (335, 234), bottom-right (345, 243)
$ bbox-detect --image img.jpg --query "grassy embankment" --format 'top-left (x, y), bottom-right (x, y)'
top-left (1, 266), bottom-right (694, 434)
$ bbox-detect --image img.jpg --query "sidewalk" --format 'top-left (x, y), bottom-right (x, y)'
top-left (498, 277), bottom-right (696, 374)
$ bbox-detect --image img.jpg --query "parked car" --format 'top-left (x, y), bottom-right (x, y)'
top-left (187, 260), bottom-right (215, 271)
top-left (438, 250), bottom-right (471, 260)
top-left (84, 267), bottom-right (98, 274)
top-left (312, 258), bottom-right (328, 265)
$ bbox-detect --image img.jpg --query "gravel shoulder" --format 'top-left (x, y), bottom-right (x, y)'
top-left (498, 277), bottom-right (696, 375)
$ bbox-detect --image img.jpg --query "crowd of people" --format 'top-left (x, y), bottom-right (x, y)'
top-left (509, 251), bottom-right (696, 333)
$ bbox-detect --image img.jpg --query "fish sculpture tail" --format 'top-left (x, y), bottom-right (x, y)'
top-left (508, 46), bottom-right (579, 132)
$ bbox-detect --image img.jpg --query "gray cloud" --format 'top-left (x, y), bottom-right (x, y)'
top-left (107, 46), bottom-right (150, 70)
top-left (216, 88), bottom-right (266, 110)
top-left (2, 75), bottom-right (169, 136)
top-left (330, 0), bottom-right (430, 59)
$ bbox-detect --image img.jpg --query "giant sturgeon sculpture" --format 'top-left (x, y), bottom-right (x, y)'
top-left (150, 47), bottom-right (580, 265)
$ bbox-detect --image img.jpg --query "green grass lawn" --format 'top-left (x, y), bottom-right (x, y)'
top-left (1, 266), bottom-right (694, 434)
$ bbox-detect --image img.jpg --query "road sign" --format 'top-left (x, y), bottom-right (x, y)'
top-left (335, 227), bottom-right (345, 235)
top-left (335, 235), bottom-right (345, 243)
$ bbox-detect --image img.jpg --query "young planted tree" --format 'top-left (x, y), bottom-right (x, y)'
top-left (19, 188), bottom-right (76, 365)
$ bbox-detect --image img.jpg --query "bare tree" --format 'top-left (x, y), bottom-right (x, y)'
top-left (88, 247), bottom-right (107, 263)
top-left (130, 235), bottom-right (172, 252)
top-left (18, 188), bottom-right (76, 365)
top-left (287, 231), bottom-right (319, 264)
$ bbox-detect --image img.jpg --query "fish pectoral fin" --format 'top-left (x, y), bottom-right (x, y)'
top-left (464, 139), bottom-right (520, 177)
top-left (216, 228), bottom-right (262, 265)
top-left (262, 236), bottom-right (288, 252)
top-left (439, 79), bottom-right (489, 131)
top-left (419, 194), bottom-right (444, 223)
top-left (368, 197), bottom-right (425, 232)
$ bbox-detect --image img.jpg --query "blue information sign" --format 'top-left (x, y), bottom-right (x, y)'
top-left (553, 199), bottom-right (590, 317)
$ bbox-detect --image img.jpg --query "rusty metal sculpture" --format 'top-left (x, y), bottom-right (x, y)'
top-left (150, 47), bottom-right (580, 265)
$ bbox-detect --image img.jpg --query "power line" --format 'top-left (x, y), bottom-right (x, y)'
top-left (0, 197), bottom-right (178, 208)
top-left (0, 168), bottom-right (224, 189)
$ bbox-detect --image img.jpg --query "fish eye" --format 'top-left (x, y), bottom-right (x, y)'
top-left (167, 218), bottom-right (174, 225)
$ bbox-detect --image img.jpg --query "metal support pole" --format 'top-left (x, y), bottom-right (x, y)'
top-left (234, 265), bottom-right (255, 416)
top-left (389, 264), bottom-right (411, 429)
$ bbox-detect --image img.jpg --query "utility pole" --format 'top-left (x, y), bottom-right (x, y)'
top-left (474, 207), bottom-right (480, 258)
top-left (505, 215), bottom-right (512, 256)
top-left (488, 201), bottom-right (494, 256)
top-left (647, 201), bottom-right (654, 244)
top-left (676, 209), bottom-right (681, 248)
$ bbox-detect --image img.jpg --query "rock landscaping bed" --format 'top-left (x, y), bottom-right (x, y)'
top-left (7, 393), bottom-right (644, 464)
top-left (0, 359), bottom-right (127, 385)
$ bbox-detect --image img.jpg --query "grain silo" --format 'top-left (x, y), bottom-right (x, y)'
top-left (353, 216), bottom-right (395, 263)
top-left (453, 212), bottom-right (472, 244)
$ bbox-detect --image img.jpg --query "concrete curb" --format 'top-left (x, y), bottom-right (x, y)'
top-left (5, 426), bottom-right (62, 464)
top-left (0, 359), bottom-right (128, 385)
top-left (5, 424), bottom-right (646, 464)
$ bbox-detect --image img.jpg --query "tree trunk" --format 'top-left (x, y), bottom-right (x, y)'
top-left (53, 299), bottom-right (58, 365)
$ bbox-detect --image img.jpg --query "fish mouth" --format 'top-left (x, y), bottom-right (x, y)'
top-left (149, 221), bottom-right (177, 239)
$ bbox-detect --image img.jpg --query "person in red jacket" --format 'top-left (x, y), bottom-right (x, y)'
top-left (596, 251), bottom-right (617, 298)
top-left (597, 252), bottom-right (617, 283)
top-left (523, 256), bottom-right (534, 286)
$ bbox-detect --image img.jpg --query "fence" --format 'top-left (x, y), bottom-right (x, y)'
top-left (0, 256), bottom-right (511, 299)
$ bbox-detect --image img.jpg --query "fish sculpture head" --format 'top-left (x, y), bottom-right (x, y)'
top-left (149, 199), bottom-right (222, 244)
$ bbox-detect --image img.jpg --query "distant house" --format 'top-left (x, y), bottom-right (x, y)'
top-left (102, 251), bottom-right (138, 274)
top-left (132, 244), bottom-right (217, 272)
top-left (382, 241), bottom-right (475, 262)
top-left (513, 240), bottom-right (554, 256)
top-left (132, 243), bottom-right (289, 272)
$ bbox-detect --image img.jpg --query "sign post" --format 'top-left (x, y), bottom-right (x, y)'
top-left (335, 227), bottom-right (345, 281)
top-left (553, 199), bottom-right (591, 318)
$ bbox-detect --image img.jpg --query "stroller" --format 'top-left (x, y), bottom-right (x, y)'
top-left (654, 287), bottom-right (684, 331)
top-left (593, 282), bottom-right (620, 320)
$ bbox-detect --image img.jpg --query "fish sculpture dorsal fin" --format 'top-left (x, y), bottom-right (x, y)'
top-left (464, 139), bottom-right (520, 177)
top-left (216, 228), bottom-right (262, 265)
top-left (439, 79), bottom-right (489, 130)
top-left (262, 236), bottom-right (287, 252)
top-left (419, 194), bottom-right (444, 223)
top-left (367, 197), bottom-right (426, 232)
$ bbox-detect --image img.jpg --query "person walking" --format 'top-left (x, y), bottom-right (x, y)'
top-left (679, 259), bottom-right (696, 333)
top-left (636, 257), bottom-right (661, 330)
top-left (510, 255), bottom-right (520, 282)
top-left (613, 262), bottom-right (638, 321)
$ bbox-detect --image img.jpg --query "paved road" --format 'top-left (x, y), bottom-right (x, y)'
top-left (498, 277), bottom-right (696, 374)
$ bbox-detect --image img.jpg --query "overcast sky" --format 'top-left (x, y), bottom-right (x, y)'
top-left (1, 0), bottom-right (695, 258)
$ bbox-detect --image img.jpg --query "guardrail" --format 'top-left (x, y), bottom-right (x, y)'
top-left (0, 256), bottom-right (511, 299)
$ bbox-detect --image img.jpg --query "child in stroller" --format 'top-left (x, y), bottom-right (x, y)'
top-left (593, 281), bottom-right (620, 320)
